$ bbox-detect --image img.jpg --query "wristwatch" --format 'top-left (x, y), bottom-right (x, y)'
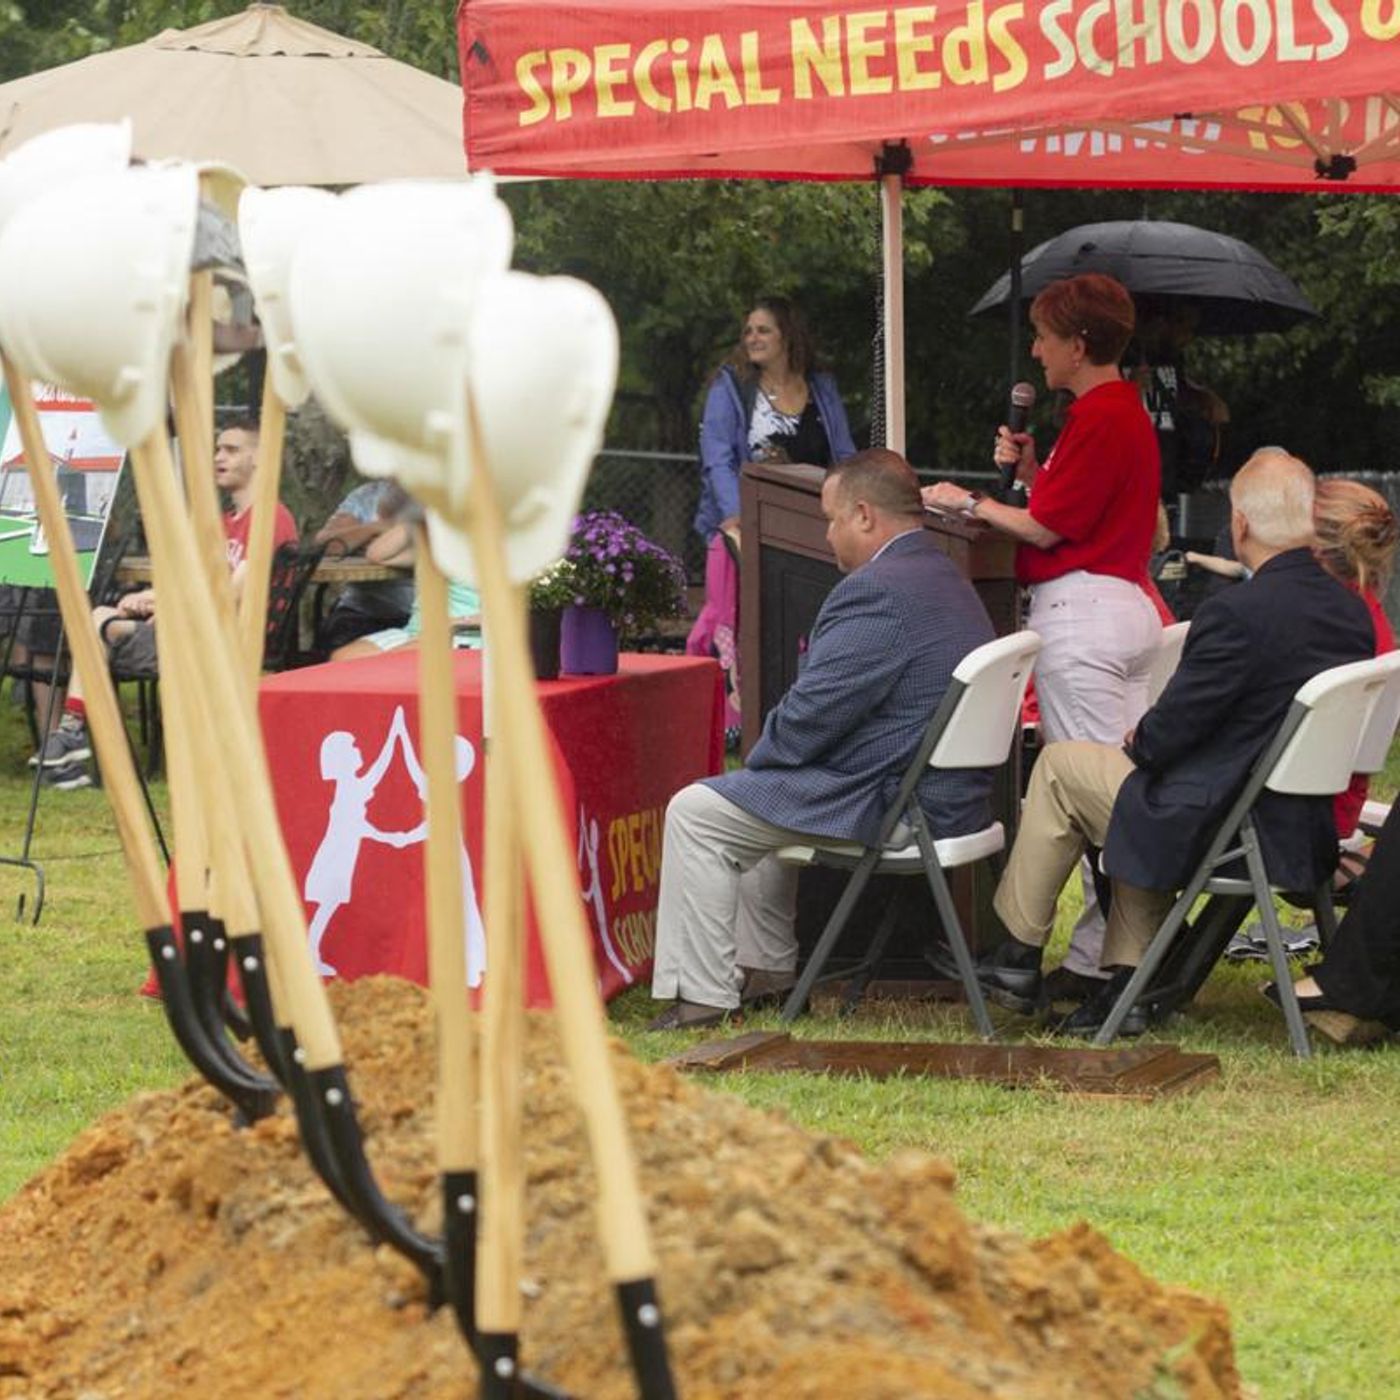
top-left (962, 490), bottom-right (985, 517)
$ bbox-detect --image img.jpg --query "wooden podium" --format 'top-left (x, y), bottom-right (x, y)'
top-left (738, 459), bottom-right (1020, 972)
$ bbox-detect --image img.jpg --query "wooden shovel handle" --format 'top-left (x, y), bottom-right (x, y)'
top-left (415, 531), bottom-right (477, 1172)
top-left (454, 409), bottom-right (657, 1286)
top-left (239, 368), bottom-right (288, 684)
top-left (127, 428), bottom-right (342, 1069)
top-left (0, 358), bottom-right (167, 930)
top-left (477, 605), bottom-right (526, 1339)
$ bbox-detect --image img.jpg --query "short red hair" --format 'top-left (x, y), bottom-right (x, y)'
top-left (1030, 274), bottom-right (1136, 366)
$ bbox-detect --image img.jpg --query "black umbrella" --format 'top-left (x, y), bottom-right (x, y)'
top-left (970, 219), bottom-right (1318, 335)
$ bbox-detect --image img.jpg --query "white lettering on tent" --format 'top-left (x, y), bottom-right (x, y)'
top-left (1312, 0), bottom-right (1347, 56)
top-left (1113, 0), bottom-right (1166, 66)
top-left (1165, 0), bottom-right (1218, 61)
top-left (1220, 0), bottom-right (1272, 63)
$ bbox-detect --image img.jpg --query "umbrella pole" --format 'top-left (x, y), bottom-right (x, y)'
top-left (0, 354), bottom-right (273, 1117)
top-left (456, 406), bottom-right (677, 1400)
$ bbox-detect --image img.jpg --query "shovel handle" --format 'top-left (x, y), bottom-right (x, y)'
top-left (0, 359), bottom-right (167, 929)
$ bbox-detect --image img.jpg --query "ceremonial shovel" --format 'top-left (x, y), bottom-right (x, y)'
top-left (0, 153), bottom-right (450, 1285)
top-left (287, 175), bottom-right (678, 1395)
top-left (0, 137), bottom-right (275, 1121)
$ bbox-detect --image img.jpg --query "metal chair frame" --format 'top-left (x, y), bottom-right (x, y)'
top-left (775, 630), bottom-right (1042, 1034)
top-left (1096, 651), bottom-right (1400, 1057)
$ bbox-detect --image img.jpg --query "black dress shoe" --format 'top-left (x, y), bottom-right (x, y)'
top-left (1039, 965), bottom-right (1109, 1008)
top-left (1050, 967), bottom-right (1147, 1039)
top-left (929, 937), bottom-right (1043, 1015)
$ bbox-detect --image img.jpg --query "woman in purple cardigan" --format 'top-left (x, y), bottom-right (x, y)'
top-left (688, 298), bottom-right (856, 743)
top-left (694, 296), bottom-right (856, 542)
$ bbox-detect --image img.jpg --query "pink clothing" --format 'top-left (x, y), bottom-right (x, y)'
top-left (1334, 588), bottom-right (1395, 839)
top-left (686, 532), bottom-right (740, 734)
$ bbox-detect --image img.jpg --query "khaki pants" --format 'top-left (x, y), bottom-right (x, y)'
top-left (994, 741), bottom-right (1174, 968)
top-left (651, 783), bottom-right (803, 1009)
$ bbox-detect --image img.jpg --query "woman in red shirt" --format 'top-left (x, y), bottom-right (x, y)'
top-left (924, 275), bottom-right (1162, 999)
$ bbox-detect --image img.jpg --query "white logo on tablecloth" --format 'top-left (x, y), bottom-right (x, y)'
top-left (578, 803), bottom-right (632, 986)
top-left (303, 705), bottom-right (486, 987)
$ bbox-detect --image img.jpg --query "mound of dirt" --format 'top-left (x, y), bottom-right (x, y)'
top-left (0, 978), bottom-right (1240, 1398)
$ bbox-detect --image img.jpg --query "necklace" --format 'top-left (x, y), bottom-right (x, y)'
top-left (760, 374), bottom-right (804, 408)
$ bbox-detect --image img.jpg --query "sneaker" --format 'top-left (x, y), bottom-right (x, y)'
top-left (1224, 929), bottom-right (1269, 963)
top-left (36, 719), bottom-right (91, 769)
top-left (1226, 922), bottom-right (1319, 961)
top-left (43, 761), bottom-right (91, 791)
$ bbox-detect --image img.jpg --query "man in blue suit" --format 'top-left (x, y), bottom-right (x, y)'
top-left (649, 449), bottom-right (996, 1029)
top-left (978, 447), bottom-right (1376, 1035)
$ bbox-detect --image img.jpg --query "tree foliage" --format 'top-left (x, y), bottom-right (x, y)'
top-left (4, 1), bottom-right (1398, 486)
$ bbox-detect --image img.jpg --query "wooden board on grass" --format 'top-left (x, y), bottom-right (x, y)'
top-left (666, 1031), bottom-right (1220, 1099)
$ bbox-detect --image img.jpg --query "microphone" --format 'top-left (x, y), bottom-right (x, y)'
top-left (999, 381), bottom-right (1036, 501)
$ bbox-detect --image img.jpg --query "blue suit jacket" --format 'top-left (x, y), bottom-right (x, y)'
top-left (1105, 548), bottom-right (1375, 892)
top-left (711, 529), bottom-right (996, 846)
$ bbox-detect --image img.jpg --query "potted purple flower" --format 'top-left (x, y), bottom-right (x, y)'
top-left (559, 510), bottom-right (688, 675)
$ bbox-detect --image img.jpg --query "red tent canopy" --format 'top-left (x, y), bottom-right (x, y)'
top-left (458, 1), bottom-right (1400, 191)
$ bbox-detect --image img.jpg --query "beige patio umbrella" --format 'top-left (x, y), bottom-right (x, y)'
top-left (0, 3), bottom-right (468, 186)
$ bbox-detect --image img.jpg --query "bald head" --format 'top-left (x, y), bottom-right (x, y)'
top-left (1230, 447), bottom-right (1315, 568)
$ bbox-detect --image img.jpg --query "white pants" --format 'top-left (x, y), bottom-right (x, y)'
top-left (1027, 571), bottom-right (1162, 975)
top-left (651, 784), bottom-right (802, 1009)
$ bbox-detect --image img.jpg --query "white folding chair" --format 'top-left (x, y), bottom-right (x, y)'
top-left (1342, 652), bottom-right (1400, 844)
top-left (1095, 649), bottom-right (1400, 1057)
top-left (775, 630), bottom-right (1041, 1035)
top-left (1145, 620), bottom-right (1190, 706)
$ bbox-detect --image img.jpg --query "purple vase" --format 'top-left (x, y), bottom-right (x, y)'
top-left (560, 604), bottom-right (619, 676)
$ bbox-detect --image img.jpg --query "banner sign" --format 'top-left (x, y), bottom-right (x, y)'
top-left (0, 383), bottom-right (126, 589)
top-left (259, 651), bottom-right (725, 1006)
top-left (459, 1), bottom-right (1400, 190)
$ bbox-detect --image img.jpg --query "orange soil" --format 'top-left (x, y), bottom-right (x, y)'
top-left (0, 977), bottom-right (1240, 1398)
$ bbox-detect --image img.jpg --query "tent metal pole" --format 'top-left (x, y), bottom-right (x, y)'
top-left (1009, 190), bottom-right (1024, 388)
top-left (877, 143), bottom-right (911, 457)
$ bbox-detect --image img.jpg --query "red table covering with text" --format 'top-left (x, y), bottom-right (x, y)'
top-left (258, 650), bottom-right (723, 1006)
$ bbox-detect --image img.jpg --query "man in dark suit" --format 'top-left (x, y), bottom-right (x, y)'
top-left (978, 447), bottom-right (1376, 1034)
top-left (649, 449), bottom-right (996, 1029)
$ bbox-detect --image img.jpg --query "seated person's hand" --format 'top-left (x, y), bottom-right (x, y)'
top-left (117, 588), bottom-right (156, 619)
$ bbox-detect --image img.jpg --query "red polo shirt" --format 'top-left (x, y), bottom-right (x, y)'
top-left (1017, 379), bottom-right (1160, 588)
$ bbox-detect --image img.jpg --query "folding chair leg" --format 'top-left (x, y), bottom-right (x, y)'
top-left (1092, 886), bottom-right (1197, 1045)
top-left (1150, 892), bottom-right (1251, 1015)
top-left (1312, 882), bottom-right (1339, 949)
top-left (780, 851), bottom-right (882, 1023)
top-left (837, 888), bottom-right (904, 1017)
top-left (907, 809), bottom-right (993, 1038)
top-left (1244, 835), bottom-right (1311, 1058)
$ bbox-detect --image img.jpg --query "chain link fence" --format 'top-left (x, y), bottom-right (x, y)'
top-left (581, 448), bottom-right (705, 585)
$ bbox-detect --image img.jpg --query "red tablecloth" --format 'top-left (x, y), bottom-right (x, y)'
top-left (258, 650), bottom-right (723, 1005)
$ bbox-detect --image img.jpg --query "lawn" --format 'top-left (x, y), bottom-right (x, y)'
top-left (1, 683), bottom-right (1398, 1399)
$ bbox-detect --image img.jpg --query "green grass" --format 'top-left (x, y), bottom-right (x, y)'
top-left (2, 681), bottom-right (1398, 1397)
